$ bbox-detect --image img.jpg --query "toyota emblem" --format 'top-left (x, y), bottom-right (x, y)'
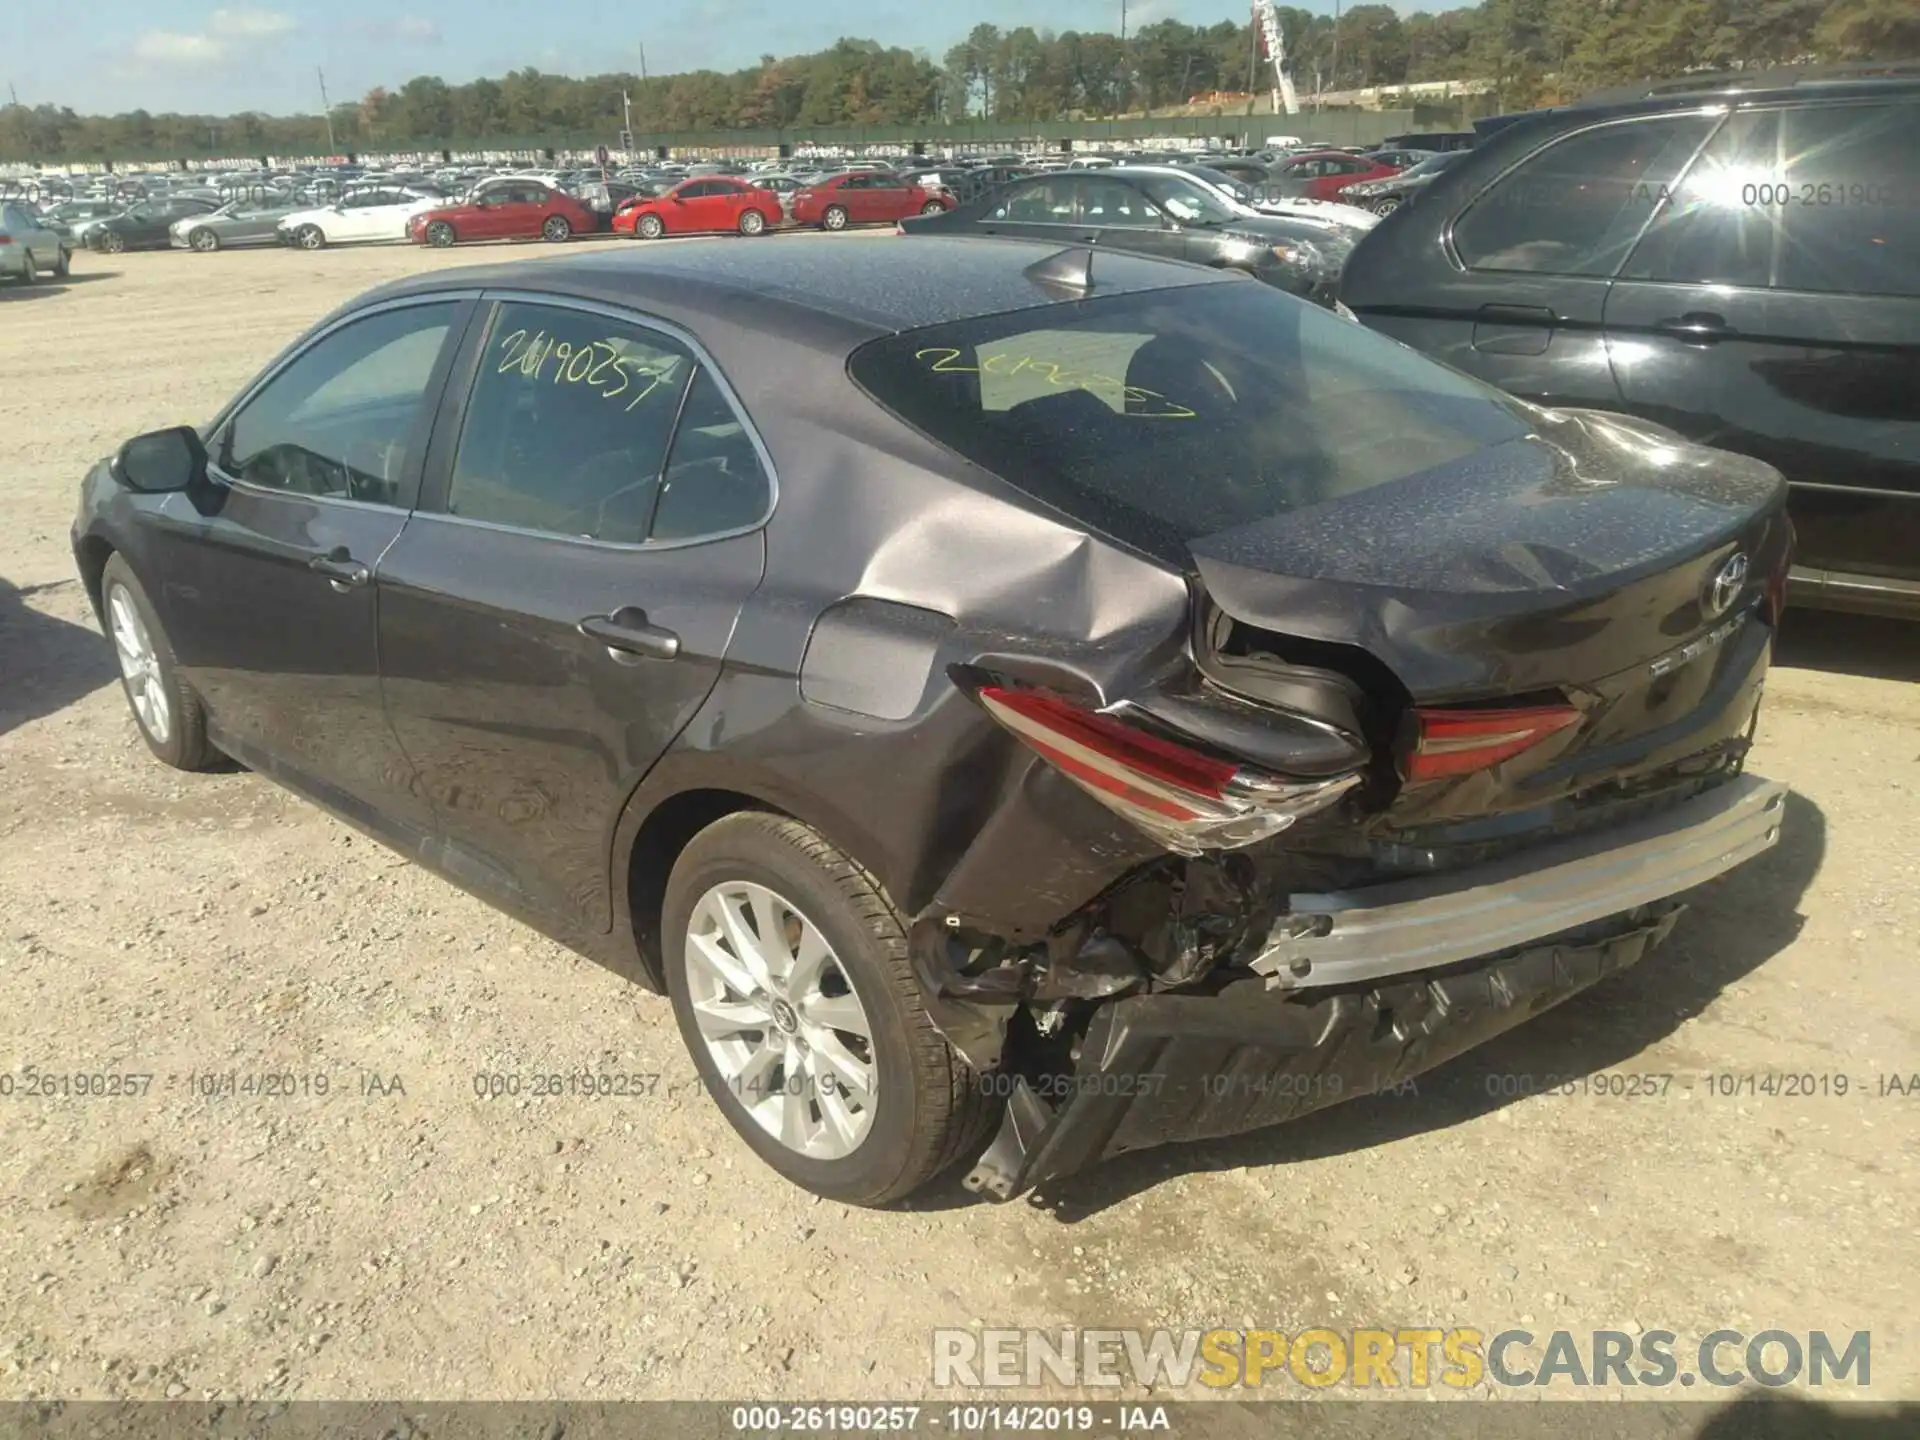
top-left (1707, 552), bottom-right (1750, 617)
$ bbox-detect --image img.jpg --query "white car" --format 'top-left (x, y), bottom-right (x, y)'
top-left (1128, 163), bottom-right (1380, 233)
top-left (0, 199), bottom-right (71, 282)
top-left (277, 186), bottom-right (441, 250)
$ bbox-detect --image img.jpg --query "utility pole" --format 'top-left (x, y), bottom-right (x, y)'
top-left (1329, 0), bottom-right (1343, 106)
top-left (1119, 0), bottom-right (1129, 117)
top-left (317, 67), bottom-right (336, 153)
top-left (6, 80), bottom-right (17, 108)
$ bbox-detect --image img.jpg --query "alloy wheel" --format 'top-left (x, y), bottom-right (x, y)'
top-left (297, 226), bottom-right (324, 250)
top-left (681, 881), bottom-right (878, 1160)
top-left (104, 232), bottom-right (126, 254)
top-left (823, 206), bottom-right (848, 231)
top-left (1373, 196), bottom-right (1402, 216)
top-left (427, 222), bottom-right (456, 247)
top-left (542, 215), bottom-right (571, 242)
top-left (739, 209), bottom-right (765, 235)
top-left (108, 584), bottom-right (172, 745)
top-left (190, 229), bottom-right (218, 252)
top-left (639, 215), bottom-right (665, 239)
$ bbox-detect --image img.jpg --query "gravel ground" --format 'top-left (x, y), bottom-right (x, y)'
top-left (1, 239), bottom-right (1916, 1411)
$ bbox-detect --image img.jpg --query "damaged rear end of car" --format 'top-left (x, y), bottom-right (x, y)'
top-left (845, 274), bottom-right (1793, 1199)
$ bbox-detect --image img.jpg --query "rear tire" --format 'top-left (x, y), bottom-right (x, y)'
top-left (541, 214), bottom-right (573, 242)
top-left (920, 200), bottom-right (946, 215)
top-left (738, 208), bottom-right (767, 236)
top-left (662, 812), bottom-right (995, 1207)
top-left (100, 554), bottom-right (219, 772)
top-left (426, 220), bottom-right (457, 247)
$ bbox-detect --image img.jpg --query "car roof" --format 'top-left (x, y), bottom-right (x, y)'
top-left (366, 235), bottom-right (1238, 339)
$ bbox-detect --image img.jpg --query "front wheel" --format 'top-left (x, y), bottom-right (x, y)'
top-left (637, 213), bottom-right (666, 240)
top-left (102, 231), bottom-right (127, 254)
top-left (100, 554), bottom-right (219, 772)
top-left (1371, 196), bottom-right (1402, 216)
top-left (426, 221), bottom-right (457, 248)
top-left (541, 214), bottom-right (573, 242)
top-left (738, 208), bottom-right (767, 236)
top-left (821, 205), bottom-right (849, 231)
top-left (663, 812), bottom-right (995, 1207)
top-left (295, 225), bottom-right (326, 251)
top-left (188, 227), bottom-right (219, 252)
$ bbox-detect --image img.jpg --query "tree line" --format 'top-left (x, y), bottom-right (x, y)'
top-left (1, 0), bottom-right (1915, 161)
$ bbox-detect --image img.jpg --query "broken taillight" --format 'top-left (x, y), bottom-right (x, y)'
top-left (976, 685), bottom-right (1359, 855)
top-left (1404, 704), bottom-right (1582, 783)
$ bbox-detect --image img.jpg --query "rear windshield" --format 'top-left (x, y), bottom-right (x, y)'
top-left (847, 281), bottom-right (1533, 562)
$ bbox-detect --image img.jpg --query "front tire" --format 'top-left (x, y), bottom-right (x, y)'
top-left (102, 231), bottom-right (127, 254)
top-left (295, 225), bottom-right (326, 250)
top-left (426, 220), bottom-right (457, 248)
top-left (637, 213), bottom-right (666, 240)
top-left (100, 554), bottom-right (218, 772)
top-left (188, 228), bottom-right (219, 252)
top-left (821, 205), bottom-right (849, 231)
top-left (1372, 196), bottom-right (1402, 216)
top-left (541, 214), bottom-right (573, 242)
top-left (663, 812), bottom-right (994, 1207)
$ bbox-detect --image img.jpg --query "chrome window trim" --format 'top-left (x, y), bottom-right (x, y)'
top-left (430, 288), bottom-right (781, 552)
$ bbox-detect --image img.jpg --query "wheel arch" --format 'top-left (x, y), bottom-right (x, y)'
top-left (612, 768), bottom-right (899, 992)
top-left (74, 533), bottom-right (115, 624)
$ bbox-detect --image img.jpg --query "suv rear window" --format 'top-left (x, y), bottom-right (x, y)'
top-left (847, 281), bottom-right (1533, 562)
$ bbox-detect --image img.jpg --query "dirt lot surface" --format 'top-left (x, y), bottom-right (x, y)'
top-left (2, 239), bottom-right (1916, 1413)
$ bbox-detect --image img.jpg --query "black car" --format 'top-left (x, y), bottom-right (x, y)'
top-left (87, 196), bottom-right (220, 253)
top-left (901, 167), bottom-right (1357, 304)
top-left (1340, 74), bottom-right (1920, 617)
top-left (76, 238), bottom-right (1790, 1206)
top-left (1340, 150), bottom-right (1469, 215)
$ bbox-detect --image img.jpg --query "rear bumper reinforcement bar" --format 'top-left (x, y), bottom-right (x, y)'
top-left (1252, 772), bottom-right (1787, 991)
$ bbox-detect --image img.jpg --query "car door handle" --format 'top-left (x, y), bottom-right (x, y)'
top-left (578, 607), bottom-right (681, 661)
top-left (1654, 311), bottom-right (1733, 343)
top-left (307, 548), bottom-right (371, 591)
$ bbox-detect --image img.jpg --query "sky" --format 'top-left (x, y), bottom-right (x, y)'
top-left (4, 0), bottom-right (1361, 117)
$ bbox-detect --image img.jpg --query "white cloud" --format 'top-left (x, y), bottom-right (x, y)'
top-left (208, 8), bottom-right (296, 40)
top-left (130, 9), bottom-right (294, 67)
top-left (395, 16), bottom-right (442, 43)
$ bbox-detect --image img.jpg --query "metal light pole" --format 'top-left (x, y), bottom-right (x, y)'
top-left (1330, 0), bottom-right (1343, 105)
top-left (1119, 0), bottom-right (1129, 116)
top-left (317, 68), bottom-right (336, 153)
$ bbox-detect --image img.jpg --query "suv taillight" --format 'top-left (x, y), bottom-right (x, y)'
top-left (977, 685), bottom-right (1358, 855)
top-left (1404, 705), bottom-right (1581, 783)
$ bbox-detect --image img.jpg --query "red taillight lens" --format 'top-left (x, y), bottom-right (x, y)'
top-left (979, 685), bottom-right (1237, 820)
top-left (976, 684), bottom-right (1361, 854)
top-left (0, 233), bottom-right (11, 245)
top-left (1405, 705), bottom-right (1582, 783)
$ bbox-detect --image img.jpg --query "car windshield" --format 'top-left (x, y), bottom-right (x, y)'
top-left (848, 283), bottom-right (1532, 563)
top-left (1184, 167), bottom-right (1255, 204)
top-left (1134, 175), bottom-right (1237, 227)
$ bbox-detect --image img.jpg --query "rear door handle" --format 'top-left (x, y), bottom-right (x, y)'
top-left (578, 606), bottom-right (681, 661)
top-left (307, 547), bottom-right (370, 591)
top-left (1655, 311), bottom-right (1733, 343)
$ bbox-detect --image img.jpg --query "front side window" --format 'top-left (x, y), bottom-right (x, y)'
top-left (1775, 101), bottom-right (1920, 298)
top-left (220, 302), bottom-right (457, 505)
top-left (449, 302), bottom-right (724, 543)
top-left (1452, 115), bottom-right (1718, 276)
top-left (849, 283), bottom-right (1530, 562)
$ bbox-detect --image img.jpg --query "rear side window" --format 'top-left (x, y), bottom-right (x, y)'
top-left (1622, 111), bottom-right (1780, 288)
top-left (446, 302), bottom-right (768, 545)
top-left (848, 284), bottom-right (1532, 563)
top-left (1453, 115), bottom-right (1717, 276)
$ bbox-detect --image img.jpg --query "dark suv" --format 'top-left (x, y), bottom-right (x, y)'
top-left (1340, 72), bottom-right (1920, 618)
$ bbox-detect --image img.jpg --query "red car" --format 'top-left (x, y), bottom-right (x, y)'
top-left (613, 177), bottom-right (783, 239)
top-left (408, 181), bottom-right (595, 247)
top-left (1269, 150), bottom-right (1403, 202)
top-left (790, 172), bottom-right (953, 231)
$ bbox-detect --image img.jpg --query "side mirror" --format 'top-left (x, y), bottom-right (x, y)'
top-left (671, 193), bottom-right (686, 204)
top-left (114, 426), bottom-right (207, 494)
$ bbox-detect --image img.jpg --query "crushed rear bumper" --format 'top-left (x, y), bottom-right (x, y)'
top-left (964, 905), bottom-right (1684, 1200)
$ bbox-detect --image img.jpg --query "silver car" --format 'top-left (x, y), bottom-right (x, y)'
top-left (1, 200), bottom-right (71, 283)
top-left (171, 199), bottom-right (302, 252)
